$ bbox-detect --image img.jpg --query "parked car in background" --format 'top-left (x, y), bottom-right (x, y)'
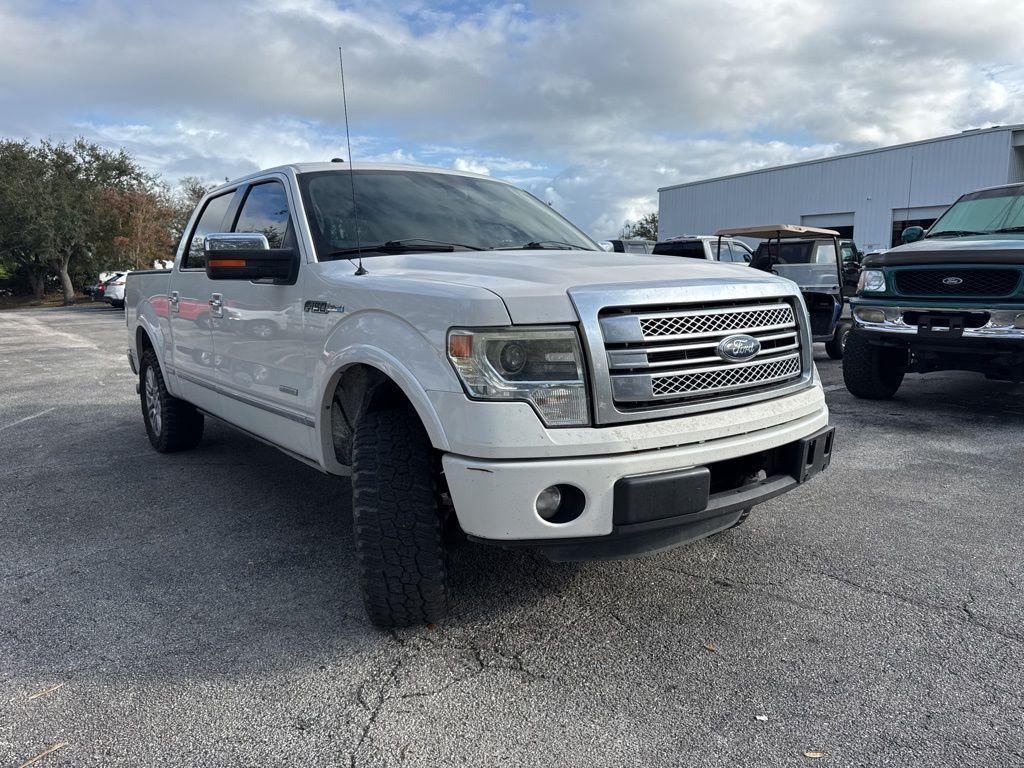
top-left (845, 182), bottom-right (1024, 398)
top-left (86, 271), bottom-right (120, 300)
top-left (102, 272), bottom-right (127, 308)
top-left (599, 238), bottom-right (656, 254)
top-left (653, 235), bottom-right (753, 263)
top-left (125, 162), bottom-right (834, 627)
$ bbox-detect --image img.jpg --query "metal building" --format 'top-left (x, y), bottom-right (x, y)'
top-left (658, 124), bottom-right (1024, 252)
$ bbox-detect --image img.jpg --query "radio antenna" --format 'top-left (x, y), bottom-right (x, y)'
top-left (338, 46), bottom-right (366, 275)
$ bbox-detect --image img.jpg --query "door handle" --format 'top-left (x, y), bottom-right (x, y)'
top-left (209, 293), bottom-right (223, 318)
top-left (169, 291), bottom-right (180, 312)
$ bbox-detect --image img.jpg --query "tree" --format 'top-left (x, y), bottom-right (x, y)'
top-left (95, 185), bottom-right (176, 270)
top-left (620, 212), bottom-right (659, 241)
top-left (169, 176), bottom-right (213, 250)
top-left (0, 141), bottom-right (51, 299)
top-left (42, 139), bottom-right (153, 303)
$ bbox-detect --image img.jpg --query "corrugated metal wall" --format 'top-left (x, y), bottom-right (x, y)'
top-left (658, 128), bottom-right (1016, 252)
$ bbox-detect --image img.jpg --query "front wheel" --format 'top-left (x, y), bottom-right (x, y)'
top-left (842, 329), bottom-right (906, 399)
top-left (825, 322), bottom-right (849, 360)
top-left (139, 348), bottom-right (204, 452)
top-left (352, 405), bottom-right (450, 628)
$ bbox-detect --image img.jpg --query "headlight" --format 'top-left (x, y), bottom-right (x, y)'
top-left (447, 326), bottom-right (589, 426)
top-left (858, 269), bottom-right (886, 293)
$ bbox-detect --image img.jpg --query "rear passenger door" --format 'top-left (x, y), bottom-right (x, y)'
top-left (211, 176), bottom-right (313, 456)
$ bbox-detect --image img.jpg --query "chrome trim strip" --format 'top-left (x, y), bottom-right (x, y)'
top-left (176, 371), bottom-right (316, 427)
top-left (607, 335), bottom-right (799, 370)
top-left (634, 301), bottom-right (792, 320)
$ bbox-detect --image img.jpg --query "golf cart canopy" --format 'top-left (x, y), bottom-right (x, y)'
top-left (716, 224), bottom-right (842, 295)
top-left (714, 225), bottom-right (840, 239)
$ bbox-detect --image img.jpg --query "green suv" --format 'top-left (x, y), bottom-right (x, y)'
top-left (844, 183), bottom-right (1024, 398)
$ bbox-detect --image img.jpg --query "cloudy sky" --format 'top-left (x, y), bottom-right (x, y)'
top-left (2, 0), bottom-right (1023, 237)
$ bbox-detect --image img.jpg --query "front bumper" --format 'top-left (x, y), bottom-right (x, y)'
top-left (851, 302), bottom-right (1024, 341)
top-left (442, 407), bottom-right (830, 552)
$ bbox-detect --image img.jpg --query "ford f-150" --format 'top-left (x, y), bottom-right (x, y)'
top-left (125, 163), bottom-right (834, 627)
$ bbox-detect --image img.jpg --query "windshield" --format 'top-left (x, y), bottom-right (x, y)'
top-left (928, 185), bottom-right (1024, 237)
top-left (299, 170), bottom-right (598, 257)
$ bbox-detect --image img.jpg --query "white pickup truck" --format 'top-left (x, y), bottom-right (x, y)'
top-left (126, 163), bottom-right (834, 627)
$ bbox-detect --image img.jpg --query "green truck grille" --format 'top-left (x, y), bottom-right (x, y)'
top-left (894, 268), bottom-right (1020, 298)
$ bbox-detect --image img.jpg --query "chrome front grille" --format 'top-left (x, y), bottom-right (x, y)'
top-left (599, 299), bottom-right (804, 407)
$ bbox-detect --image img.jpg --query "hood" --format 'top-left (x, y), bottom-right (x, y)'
top-left (868, 235), bottom-right (1024, 267)
top-left (351, 250), bottom-right (791, 322)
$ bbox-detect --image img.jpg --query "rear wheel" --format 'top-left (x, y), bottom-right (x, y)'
top-left (352, 404), bottom-right (450, 628)
top-left (139, 348), bottom-right (204, 452)
top-left (842, 329), bottom-right (906, 399)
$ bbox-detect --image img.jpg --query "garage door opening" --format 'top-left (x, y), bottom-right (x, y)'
top-left (801, 212), bottom-right (853, 240)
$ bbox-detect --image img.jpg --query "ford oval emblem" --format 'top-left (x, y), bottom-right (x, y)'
top-left (717, 334), bottom-right (761, 362)
top-left (942, 276), bottom-right (964, 286)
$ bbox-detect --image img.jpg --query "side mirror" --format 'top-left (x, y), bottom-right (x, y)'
top-left (901, 226), bottom-right (925, 244)
top-left (204, 233), bottom-right (298, 283)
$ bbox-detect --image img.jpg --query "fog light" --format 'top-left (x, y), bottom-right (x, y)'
top-left (536, 486), bottom-right (562, 520)
top-left (535, 484), bottom-right (586, 524)
top-left (1014, 314), bottom-right (1024, 329)
top-left (856, 307), bottom-right (886, 324)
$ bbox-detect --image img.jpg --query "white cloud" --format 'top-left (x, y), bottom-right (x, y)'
top-left (2, 0), bottom-right (1023, 236)
top-left (452, 157), bottom-right (490, 175)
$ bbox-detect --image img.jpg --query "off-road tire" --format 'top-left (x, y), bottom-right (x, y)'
top-left (842, 328), bottom-right (906, 399)
top-left (352, 405), bottom-right (450, 628)
top-left (825, 322), bottom-right (849, 360)
top-left (139, 348), bottom-right (204, 452)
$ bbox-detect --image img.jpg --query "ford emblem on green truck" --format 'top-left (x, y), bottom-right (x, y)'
top-left (844, 182), bottom-right (1024, 398)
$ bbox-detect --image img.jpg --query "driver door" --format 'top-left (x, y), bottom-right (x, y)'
top-left (210, 176), bottom-right (313, 457)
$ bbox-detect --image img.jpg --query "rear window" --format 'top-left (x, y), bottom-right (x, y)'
top-left (653, 241), bottom-right (706, 259)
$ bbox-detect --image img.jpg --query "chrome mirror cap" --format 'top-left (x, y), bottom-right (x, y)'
top-left (203, 232), bottom-right (270, 251)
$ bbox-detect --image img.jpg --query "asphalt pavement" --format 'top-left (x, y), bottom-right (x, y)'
top-left (1, 304), bottom-right (1022, 767)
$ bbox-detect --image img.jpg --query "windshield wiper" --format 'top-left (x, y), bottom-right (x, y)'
top-left (991, 225), bottom-right (1024, 234)
top-left (492, 240), bottom-right (593, 251)
top-left (323, 238), bottom-right (484, 260)
top-left (925, 230), bottom-right (986, 238)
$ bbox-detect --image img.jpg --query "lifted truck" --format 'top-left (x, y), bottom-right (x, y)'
top-left (125, 163), bottom-right (834, 627)
top-left (845, 182), bottom-right (1024, 398)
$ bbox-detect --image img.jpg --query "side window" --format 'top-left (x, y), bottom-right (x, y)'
top-left (733, 242), bottom-right (753, 263)
top-left (233, 181), bottom-right (291, 248)
top-left (183, 193), bottom-right (233, 269)
top-left (815, 242), bottom-right (837, 264)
